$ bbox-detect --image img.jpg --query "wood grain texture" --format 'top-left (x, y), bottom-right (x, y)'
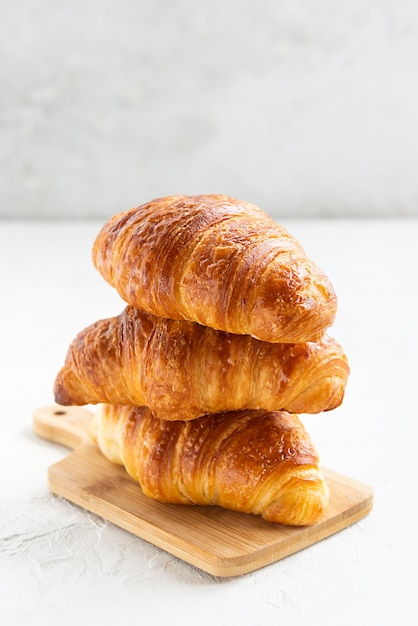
top-left (33, 405), bottom-right (374, 577)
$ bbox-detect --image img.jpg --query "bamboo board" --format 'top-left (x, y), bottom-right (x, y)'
top-left (33, 405), bottom-right (373, 577)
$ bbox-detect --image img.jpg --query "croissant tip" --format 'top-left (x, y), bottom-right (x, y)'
top-left (53, 369), bottom-right (82, 407)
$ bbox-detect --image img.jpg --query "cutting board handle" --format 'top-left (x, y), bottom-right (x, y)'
top-left (33, 405), bottom-right (93, 450)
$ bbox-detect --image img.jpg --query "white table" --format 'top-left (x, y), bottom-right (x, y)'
top-left (1, 218), bottom-right (417, 626)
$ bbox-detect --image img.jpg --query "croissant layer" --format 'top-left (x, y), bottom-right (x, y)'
top-left (92, 194), bottom-right (337, 343)
top-left (90, 404), bottom-right (329, 526)
top-left (53, 306), bottom-right (349, 421)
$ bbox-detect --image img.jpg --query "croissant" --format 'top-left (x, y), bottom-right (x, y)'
top-left (90, 404), bottom-right (329, 526)
top-left (92, 194), bottom-right (337, 343)
top-left (53, 305), bottom-right (349, 421)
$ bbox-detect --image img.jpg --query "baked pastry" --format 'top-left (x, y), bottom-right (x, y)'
top-left (92, 194), bottom-right (337, 343)
top-left (90, 404), bottom-right (330, 526)
top-left (53, 306), bottom-right (349, 421)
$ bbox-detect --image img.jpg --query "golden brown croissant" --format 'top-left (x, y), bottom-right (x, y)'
top-left (90, 404), bottom-right (329, 526)
top-left (54, 305), bottom-right (349, 421)
top-left (92, 194), bottom-right (337, 343)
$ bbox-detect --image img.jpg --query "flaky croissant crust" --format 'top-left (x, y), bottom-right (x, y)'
top-left (90, 404), bottom-right (329, 526)
top-left (92, 194), bottom-right (337, 343)
top-left (54, 306), bottom-right (349, 421)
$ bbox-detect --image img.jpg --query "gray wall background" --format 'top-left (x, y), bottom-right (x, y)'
top-left (2, 0), bottom-right (418, 219)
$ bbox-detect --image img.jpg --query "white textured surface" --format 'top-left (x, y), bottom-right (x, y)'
top-left (2, 1), bottom-right (418, 218)
top-left (1, 217), bottom-right (417, 624)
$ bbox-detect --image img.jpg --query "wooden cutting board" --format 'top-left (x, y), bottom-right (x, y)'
top-left (33, 405), bottom-right (373, 577)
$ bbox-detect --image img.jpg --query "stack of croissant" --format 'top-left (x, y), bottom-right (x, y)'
top-left (54, 194), bottom-right (349, 526)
